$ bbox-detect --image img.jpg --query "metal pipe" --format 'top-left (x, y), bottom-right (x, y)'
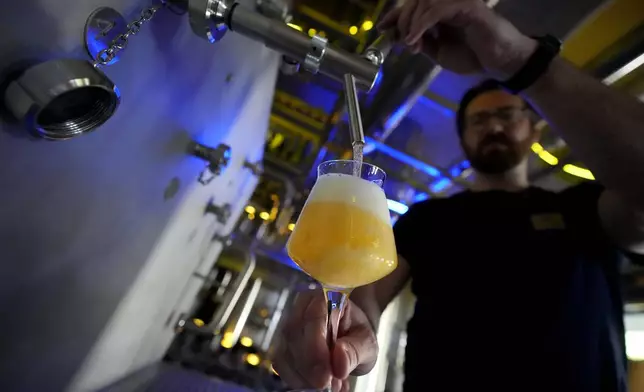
top-left (208, 251), bottom-right (256, 333)
top-left (228, 5), bottom-right (379, 91)
top-left (344, 74), bottom-right (365, 147)
top-left (261, 287), bottom-right (291, 351)
top-left (230, 278), bottom-right (263, 345)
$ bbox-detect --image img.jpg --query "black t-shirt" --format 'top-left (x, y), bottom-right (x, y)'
top-left (393, 183), bottom-right (640, 392)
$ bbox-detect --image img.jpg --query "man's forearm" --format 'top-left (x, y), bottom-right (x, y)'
top-left (523, 56), bottom-right (644, 199)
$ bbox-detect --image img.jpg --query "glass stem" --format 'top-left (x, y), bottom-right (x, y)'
top-left (323, 288), bottom-right (350, 355)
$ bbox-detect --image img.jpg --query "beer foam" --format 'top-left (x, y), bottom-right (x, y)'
top-left (307, 173), bottom-right (391, 224)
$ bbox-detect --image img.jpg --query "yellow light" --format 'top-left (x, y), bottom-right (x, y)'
top-left (362, 20), bottom-right (374, 31)
top-left (563, 164), bottom-right (595, 180)
top-left (192, 318), bottom-right (205, 327)
top-left (248, 212), bottom-right (255, 220)
top-left (240, 336), bottom-right (253, 347)
top-left (531, 143), bottom-right (559, 166)
top-left (349, 26), bottom-right (358, 35)
top-left (308, 28), bottom-right (317, 37)
top-left (259, 211), bottom-right (270, 220)
top-left (318, 31), bottom-right (326, 38)
top-left (288, 223), bottom-right (295, 231)
top-left (245, 205), bottom-right (256, 215)
top-left (221, 332), bottom-right (234, 349)
top-left (246, 353), bottom-right (261, 366)
top-left (287, 23), bottom-right (302, 31)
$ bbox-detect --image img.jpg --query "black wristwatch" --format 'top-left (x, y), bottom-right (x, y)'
top-left (500, 35), bottom-right (562, 94)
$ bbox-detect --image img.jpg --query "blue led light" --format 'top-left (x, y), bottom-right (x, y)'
top-left (430, 177), bottom-right (452, 193)
top-left (364, 137), bottom-right (441, 178)
top-left (413, 192), bottom-right (429, 203)
top-left (450, 166), bottom-right (461, 178)
top-left (387, 199), bottom-right (409, 215)
top-left (384, 102), bottom-right (413, 131)
top-left (417, 95), bottom-right (455, 117)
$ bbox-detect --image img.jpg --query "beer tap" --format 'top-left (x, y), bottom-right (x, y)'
top-left (184, 0), bottom-right (384, 91)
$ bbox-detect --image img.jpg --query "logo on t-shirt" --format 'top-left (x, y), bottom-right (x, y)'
top-left (531, 213), bottom-right (566, 230)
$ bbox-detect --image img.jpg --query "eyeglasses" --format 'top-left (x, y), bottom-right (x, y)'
top-left (466, 106), bottom-right (529, 128)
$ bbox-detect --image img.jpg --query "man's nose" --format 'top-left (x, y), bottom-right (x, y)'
top-left (485, 119), bottom-right (505, 134)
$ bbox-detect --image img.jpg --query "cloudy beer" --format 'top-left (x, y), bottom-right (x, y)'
top-left (287, 172), bottom-right (398, 289)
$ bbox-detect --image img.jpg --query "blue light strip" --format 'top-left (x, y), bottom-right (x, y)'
top-left (365, 137), bottom-right (441, 178)
top-left (387, 199), bottom-right (409, 215)
top-left (430, 177), bottom-right (452, 193)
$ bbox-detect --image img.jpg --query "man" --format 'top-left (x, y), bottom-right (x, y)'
top-left (273, 0), bottom-right (644, 391)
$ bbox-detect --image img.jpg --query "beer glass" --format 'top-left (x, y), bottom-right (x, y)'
top-left (286, 160), bottom-right (398, 391)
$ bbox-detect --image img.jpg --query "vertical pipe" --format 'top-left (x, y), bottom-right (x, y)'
top-left (230, 278), bottom-right (263, 345)
top-left (260, 287), bottom-right (291, 351)
top-left (208, 251), bottom-right (256, 333)
top-left (344, 74), bottom-right (364, 146)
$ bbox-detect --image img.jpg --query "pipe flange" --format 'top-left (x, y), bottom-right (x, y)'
top-left (303, 35), bottom-right (328, 74)
top-left (189, 0), bottom-right (231, 43)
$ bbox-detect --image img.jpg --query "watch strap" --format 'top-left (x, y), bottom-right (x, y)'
top-left (500, 35), bottom-right (561, 94)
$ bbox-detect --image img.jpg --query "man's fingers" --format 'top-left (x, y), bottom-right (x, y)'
top-left (273, 290), bottom-right (331, 389)
top-left (331, 327), bottom-right (379, 380)
top-left (272, 357), bottom-right (309, 390)
top-left (397, 0), bottom-right (419, 40)
top-left (292, 292), bottom-right (332, 388)
top-left (377, 7), bottom-right (401, 30)
top-left (406, 4), bottom-right (453, 45)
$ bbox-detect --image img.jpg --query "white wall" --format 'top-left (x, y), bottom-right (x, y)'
top-left (0, 0), bottom-right (279, 390)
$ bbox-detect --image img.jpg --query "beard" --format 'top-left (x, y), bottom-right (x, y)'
top-left (463, 134), bottom-right (531, 174)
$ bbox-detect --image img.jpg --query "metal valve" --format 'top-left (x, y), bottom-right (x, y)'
top-left (243, 159), bottom-right (263, 176)
top-left (205, 201), bottom-right (232, 224)
top-left (280, 55), bottom-right (300, 75)
top-left (190, 141), bottom-right (231, 184)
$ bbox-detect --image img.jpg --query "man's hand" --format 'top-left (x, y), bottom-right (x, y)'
top-left (378, 0), bottom-right (537, 79)
top-left (272, 290), bottom-right (379, 392)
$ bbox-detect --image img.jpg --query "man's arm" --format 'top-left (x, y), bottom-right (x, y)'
top-left (522, 58), bottom-right (644, 255)
top-left (351, 255), bottom-right (411, 332)
top-left (379, 0), bottom-right (644, 254)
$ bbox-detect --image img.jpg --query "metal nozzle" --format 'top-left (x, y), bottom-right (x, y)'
top-left (363, 30), bottom-right (397, 66)
top-left (344, 74), bottom-right (364, 147)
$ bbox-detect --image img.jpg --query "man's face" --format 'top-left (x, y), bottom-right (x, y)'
top-left (461, 90), bottom-right (539, 174)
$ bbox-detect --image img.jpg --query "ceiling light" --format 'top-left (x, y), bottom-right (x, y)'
top-left (603, 53), bottom-right (644, 85)
top-left (387, 199), bottom-right (409, 215)
top-left (531, 143), bottom-right (559, 166)
top-left (349, 26), bottom-right (358, 35)
top-left (245, 205), bottom-right (256, 214)
top-left (221, 332), bottom-right (234, 349)
top-left (259, 211), bottom-right (270, 220)
top-left (240, 336), bottom-right (253, 347)
top-left (192, 318), bottom-right (205, 327)
top-left (626, 331), bottom-right (644, 361)
top-left (362, 20), bottom-right (374, 31)
top-left (246, 353), bottom-right (261, 366)
top-left (563, 164), bottom-right (595, 180)
top-left (287, 23), bottom-right (302, 32)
